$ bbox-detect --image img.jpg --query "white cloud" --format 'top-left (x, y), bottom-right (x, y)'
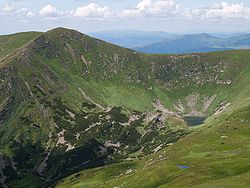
top-left (189, 2), bottom-right (250, 20)
top-left (1, 0), bottom-right (250, 25)
top-left (17, 8), bottom-right (35, 18)
top-left (0, 4), bottom-right (35, 21)
top-left (71, 3), bottom-right (111, 19)
top-left (2, 3), bottom-right (15, 12)
top-left (120, 0), bottom-right (180, 18)
top-left (119, 1), bottom-right (250, 21)
top-left (39, 4), bottom-right (62, 18)
top-left (206, 2), bottom-right (250, 19)
top-left (26, 11), bottom-right (36, 17)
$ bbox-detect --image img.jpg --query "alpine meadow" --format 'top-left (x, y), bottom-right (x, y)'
top-left (1, 1), bottom-right (250, 188)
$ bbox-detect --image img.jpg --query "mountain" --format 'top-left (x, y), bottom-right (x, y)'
top-left (1, 28), bottom-right (250, 188)
top-left (211, 32), bottom-right (250, 38)
top-left (219, 34), bottom-right (250, 48)
top-left (0, 31), bottom-right (42, 59)
top-left (88, 31), bottom-right (250, 54)
top-left (135, 33), bottom-right (250, 54)
top-left (88, 30), bottom-right (179, 48)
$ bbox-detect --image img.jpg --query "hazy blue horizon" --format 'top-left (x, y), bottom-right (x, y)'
top-left (1, 28), bottom-right (250, 36)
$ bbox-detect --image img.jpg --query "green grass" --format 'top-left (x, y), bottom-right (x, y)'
top-left (1, 28), bottom-right (250, 188)
top-left (0, 31), bottom-right (42, 60)
top-left (56, 100), bottom-right (250, 188)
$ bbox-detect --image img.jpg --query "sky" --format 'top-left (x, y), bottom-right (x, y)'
top-left (0, 0), bottom-right (250, 34)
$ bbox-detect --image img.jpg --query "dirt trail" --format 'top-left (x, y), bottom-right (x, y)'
top-left (79, 87), bottom-right (105, 110)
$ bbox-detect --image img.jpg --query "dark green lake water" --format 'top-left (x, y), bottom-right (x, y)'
top-left (184, 116), bottom-right (206, 126)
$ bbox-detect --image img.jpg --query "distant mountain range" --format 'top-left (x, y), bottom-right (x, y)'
top-left (88, 30), bottom-right (178, 48)
top-left (89, 30), bottom-right (250, 54)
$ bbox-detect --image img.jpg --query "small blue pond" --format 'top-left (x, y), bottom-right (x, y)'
top-left (176, 164), bottom-right (190, 169)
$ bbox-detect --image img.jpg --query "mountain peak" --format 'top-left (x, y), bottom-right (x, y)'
top-left (46, 27), bottom-right (77, 33)
top-left (44, 27), bottom-right (88, 40)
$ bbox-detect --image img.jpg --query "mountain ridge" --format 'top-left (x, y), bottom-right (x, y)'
top-left (0, 27), bottom-right (250, 188)
top-left (135, 32), bottom-right (250, 54)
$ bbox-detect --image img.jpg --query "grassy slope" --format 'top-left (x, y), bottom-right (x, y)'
top-left (47, 29), bottom-right (250, 187)
top-left (56, 98), bottom-right (250, 188)
top-left (1, 28), bottom-right (250, 187)
top-left (16, 28), bottom-right (250, 114)
top-left (0, 29), bottom-right (187, 187)
top-left (0, 31), bottom-right (42, 59)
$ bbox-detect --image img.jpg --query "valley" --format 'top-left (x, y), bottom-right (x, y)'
top-left (0, 28), bottom-right (250, 188)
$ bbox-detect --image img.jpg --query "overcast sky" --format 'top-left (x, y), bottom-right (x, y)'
top-left (0, 0), bottom-right (250, 34)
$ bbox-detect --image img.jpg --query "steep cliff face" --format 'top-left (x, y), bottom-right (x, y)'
top-left (0, 28), bottom-right (250, 187)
